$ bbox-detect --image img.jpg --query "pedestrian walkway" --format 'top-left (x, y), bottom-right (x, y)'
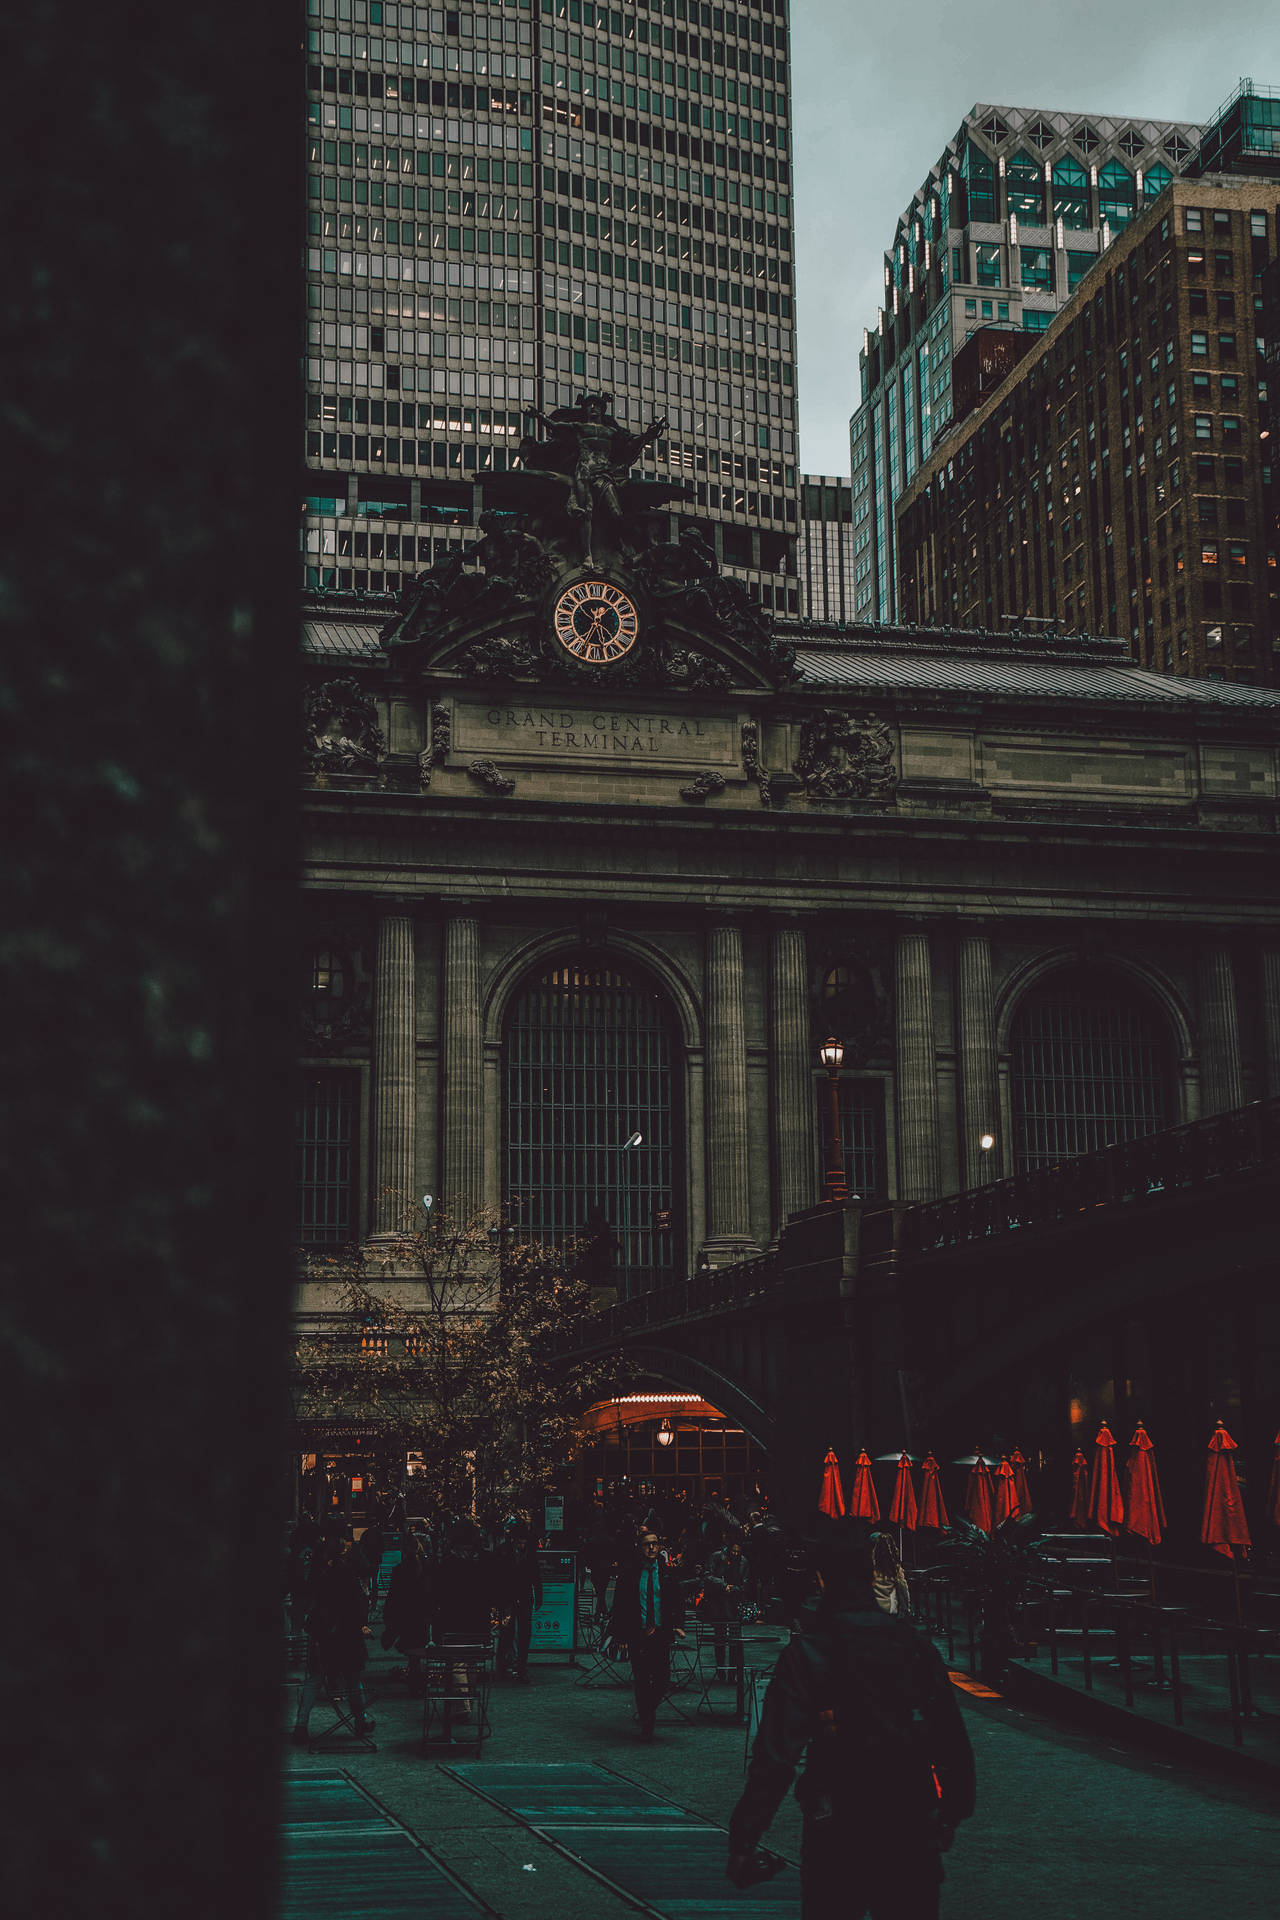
top-left (280, 1769), bottom-right (492, 1918)
top-left (447, 1762), bottom-right (795, 1918)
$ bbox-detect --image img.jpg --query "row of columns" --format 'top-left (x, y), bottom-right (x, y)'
top-left (366, 905), bottom-right (1275, 1245)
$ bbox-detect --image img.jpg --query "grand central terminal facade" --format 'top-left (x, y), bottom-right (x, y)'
top-left (295, 395), bottom-right (1280, 1515)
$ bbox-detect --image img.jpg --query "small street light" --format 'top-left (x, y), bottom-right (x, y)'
top-left (820, 1036), bottom-right (848, 1205)
top-left (656, 1417), bottom-right (675, 1448)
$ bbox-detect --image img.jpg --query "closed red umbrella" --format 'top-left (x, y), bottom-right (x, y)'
top-left (963, 1455), bottom-right (996, 1531)
top-left (1122, 1423), bottom-right (1167, 1546)
top-left (1069, 1449), bottom-right (1090, 1528)
top-left (847, 1449), bottom-right (881, 1522)
top-left (993, 1456), bottom-right (1018, 1525)
top-left (888, 1453), bottom-right (918, 1531)
top-left (917, 1453), bottom-right (949, 1530)
top-left (1088, 1424), bottom-right (1125, 1535)
top-left (818, 1448), bottom-right (845, 1518)
top-left (1201, 1423), bottom-right (1251, 1557)
top-left (1268, 1433), bottom-right (1280, 1529)
top-left (1010, 1449), bottom-right (1033, 1515)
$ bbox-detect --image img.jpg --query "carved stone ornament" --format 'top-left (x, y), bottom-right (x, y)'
top-left (741, 717), bottom-right (773, 808)
top-left (467, 758), bottom-right (516, 795)
top-left (303, 676), bottom-right (386, 775)
top-left (679, 770), bottom-right (727, 804)
top-left (378, 392), bottom-right (798, 696)
top-left (792, 709), bottom-right (897, 802)
top-left (418, 701), bottom-right (452, 790)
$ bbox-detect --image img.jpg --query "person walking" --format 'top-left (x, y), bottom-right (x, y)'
top-left (292, 1536), bottom-right (377, 1742)
top-left (431, 1517), bottom-right (497, 1741)
top-left (495, 1515), bottom-right (543, 1683)
top-left (726, 1523), bottom-right (975, 1919)
top-left (609, 1528), bottom-right (687, 1740)
top-left (702, 1535), bottom-right (750, 1685)
top-left (582, 1507), bottom-right (618, 1623)
top-left (380, 1530), bottom-right (433, 1692)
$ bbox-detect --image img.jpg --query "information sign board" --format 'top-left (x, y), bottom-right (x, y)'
top-left (531, 1550), bottom-right (577, 1659)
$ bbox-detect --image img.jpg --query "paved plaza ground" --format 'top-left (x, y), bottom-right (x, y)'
top-left (281, 1617), bottom-right (1278, 1919)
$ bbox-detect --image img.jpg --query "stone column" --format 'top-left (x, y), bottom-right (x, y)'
top-left (1262, 951), bottom-right (1280, 1099)
top-left (895, 926), bottom-right (941, 1201)
top-left (703, 923), bottom-right (759, 1260)
top-left (770, 921), bottom-right (813, 1232)
top-left (370, 910), bottom-right (416, 1237)
top-left (1197, 945), bottom-right (1243, 1116)
top-left (957, 930), bottom-right (999, 1188)
top-left (440, 913), bottom-right (484, 1224)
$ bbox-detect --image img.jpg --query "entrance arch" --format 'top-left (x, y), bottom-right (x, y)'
top-left (503, 954), bottom-right (682, 1295)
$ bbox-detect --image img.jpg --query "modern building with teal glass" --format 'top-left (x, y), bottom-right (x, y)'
top-left (849, 103), bottom-right (1203, 624)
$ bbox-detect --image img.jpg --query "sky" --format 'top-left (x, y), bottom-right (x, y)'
top-left (790, 0), bottom-right (1280, 475)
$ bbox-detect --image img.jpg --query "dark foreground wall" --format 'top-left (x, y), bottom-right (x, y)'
top-left (2, 6), bottom-right (298, 1914)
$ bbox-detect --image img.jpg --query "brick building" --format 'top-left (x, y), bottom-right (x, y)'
top-left (895, 176), bottom-right (1279, 685)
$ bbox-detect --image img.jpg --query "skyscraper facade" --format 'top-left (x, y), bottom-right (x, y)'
top-left (850, 103), bottom-right (1203, 625)
top-left (796, 472), bottom-right (854, 620)
top-left (303, 0), bottom-right (801, 615)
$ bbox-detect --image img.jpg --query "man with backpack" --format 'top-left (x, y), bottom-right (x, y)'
top-left (725, 1522), bottom-right (975, 1919)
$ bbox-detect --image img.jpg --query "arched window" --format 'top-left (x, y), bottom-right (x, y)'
top-left (1052, 155), bottom-right (1091, 229)
top-left (1007, 150), bottom-right (1045, 223)
top-left (1010, 971), bottom-right (1171, 1170)
top-left (504, 958), bottom-right (679, 1297)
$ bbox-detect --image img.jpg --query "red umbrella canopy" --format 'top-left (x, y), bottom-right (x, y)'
top-left (1010, 1449), bottom-right (1033, 1515)
top-left (1201, 1423), bottom-right (1252, 1557)
top-left (963, 1456), bottom-right (996, 1531)
top-left (1268, 1433), bottom-right (1280, 1529)
top-left (888, 1453), bottom-right (919, 1530)
top-left (1122, 1422), bottom-right (1167, 1546)
top-left (848, 1450), bottom-right (881, 1521)
top-left (1069, 1449), bottom-right (1091, 1528)
top-left (993, 1457), bottom-right (1018, 1525)
top-left (917, 1453), bottom-right (949, 1530)
top-left (818, 1448), bottom-right (845, 1518)
top-left (1087, 1424), bottom-right (1125, 1535)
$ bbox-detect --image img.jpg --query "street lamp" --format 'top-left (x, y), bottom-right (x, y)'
top-left (656, 1417), bottom-right (675, 1448)
top-left (978, 1132), bottom-right (996, 1185)
top-left (819, 1036), bottom-right (848, 1204)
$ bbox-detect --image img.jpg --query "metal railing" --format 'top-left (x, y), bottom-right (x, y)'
top-left (879, 1097), bottom-right (1280, 1262)
top-left (553, 1249), bottom-right (780, 1353)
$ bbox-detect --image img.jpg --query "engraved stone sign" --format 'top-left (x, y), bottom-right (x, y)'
top-left (454, 700), bottom-right (738, 767)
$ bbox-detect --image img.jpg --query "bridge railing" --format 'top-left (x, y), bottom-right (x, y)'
top-left (892, 1097), bottom-right (1280, 1261)
top-left (555, 1248), bottom-right (780, 1352)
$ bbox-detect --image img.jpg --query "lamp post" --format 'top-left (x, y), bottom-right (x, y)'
top-left (978, 1132), bottom-right (995, 1185)
top-left (819, 1036), bottom-right (848, 1204)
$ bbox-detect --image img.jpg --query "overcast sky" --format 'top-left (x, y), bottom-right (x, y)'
top-left (790, 0), bottom-right (1280, 475)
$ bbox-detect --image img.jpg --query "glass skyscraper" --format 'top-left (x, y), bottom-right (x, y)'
top-left (303, 0), bottom-right (801, 614)
top-left (850, 103), bottom-right (1203, 625)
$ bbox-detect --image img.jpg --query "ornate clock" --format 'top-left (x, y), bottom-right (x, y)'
top-left (552, 578), bottom-right (640, 664)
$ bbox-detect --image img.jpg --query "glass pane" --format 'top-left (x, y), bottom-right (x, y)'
top-left (504, 959), bottom-right (678, 1296)
top-left (297, 1071), bottom-right (360, 1244)
top-left (1010, 974), bottom-right (1169, 1170)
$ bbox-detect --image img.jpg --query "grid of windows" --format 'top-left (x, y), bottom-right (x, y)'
top-left (817, 1078), bottom-right (889, 1201)
top-left (298, 1071), bottom-right (361, 1244)
top-left (504, 960), bottom-right (678, 1296)
top-left (304, 0), bottom-right (799, 608)
top-left (1009, 974), bottom-right (1169, 1170)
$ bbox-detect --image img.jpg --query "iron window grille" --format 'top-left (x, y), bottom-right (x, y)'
top-left (298, 1069), bottom-right (360, 1244)
top-left (504, 958), bottom-right (678, 1297)
top-left (1010, 974), bottom-right (1169, 1171)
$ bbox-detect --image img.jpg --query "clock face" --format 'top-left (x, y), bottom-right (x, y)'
top-left (552, 578), bottom-right (640, 663)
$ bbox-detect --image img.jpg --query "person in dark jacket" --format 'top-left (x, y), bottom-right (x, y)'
top-left (582, 1508), bottom-right (618, 1622)
top-left (355, 1506), bottom-right (386, 1620)
top-left (495, 1516), bottom-right (543, 1682)
top-left (726, 1523), bottom-right (975, 1919)
top-left (292, 1537), bottom-right (376, 1741)
top-left (609, 1529), bottom-right (687, 1740)
top-left (701, 1536), bottom-right (750, 1684)
top-left (431, 1517), bottom-right (497, 1740)
top-left (381, 1530), bottom-right (434, 1689)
